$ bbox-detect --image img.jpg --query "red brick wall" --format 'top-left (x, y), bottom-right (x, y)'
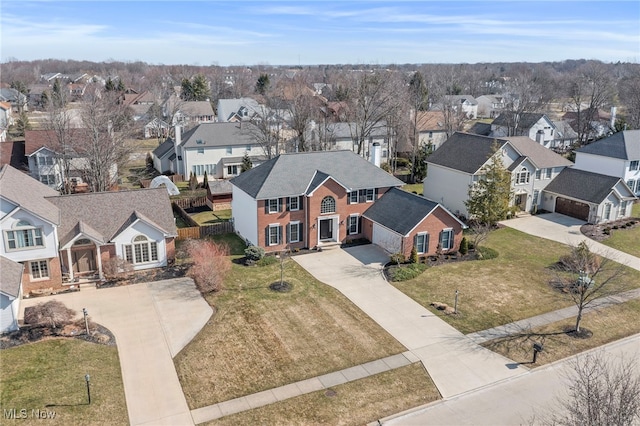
top-left (22, 256), bottom-right (63, 294)
top-left (256, 197), bottom-right (307, 252)
top-left (400, 206), bottom-right (464, 259)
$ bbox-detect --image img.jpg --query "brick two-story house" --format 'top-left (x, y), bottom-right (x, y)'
top-left (231, 150), bottom-right (465, 255)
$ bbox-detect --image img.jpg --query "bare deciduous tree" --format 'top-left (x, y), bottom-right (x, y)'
top-left (551, 241), bottom-right (625, 334)
top-left (543, 352), bottom-right (640, 426)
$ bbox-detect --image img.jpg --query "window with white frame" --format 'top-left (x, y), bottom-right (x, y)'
top-left (348, 215), bottom-right (359, 235)
top-left (545, 168), bottom-right (552, 179)
top-left (365, 188), bottom-right (375, 202)
top-left (349, 191), bottom-right (359, 204)
top-left (197, 148), bottom-right (204, 154)
top-left (268, 224), bottom-right (281, 246)
top-left (288, 222), bottom-right (300, 243)
top-left (604, 203), bottom-right (612, 220)
top-left (5, 220), bottom-right (45, 250)
top-left (192, 164), bottom-right (215, 176)
top-left (533, 190), bottom-right (540, 205)
top-left (439, 229), bottom-right (454, 250)
top-left (37, 156), bottom-right (54, 166)
top-left (620, 201), bottom-right (628, 216)
top-left (39, 175), bottom-right (57, 185)
top-left (535, 170), bottom-right (541, 180)
top-left (415, 232), bottom-right (429, 254)
top-left (246, 145), bottom-right (251, 151)
top-left (288, 196), bottom-right (299, 211)
top-left (630, 160), bottom-right (639, 171)
top-left (124, 235), bottom-right (158, 265)
top-left (227, 165), bottom-right (238, 175)
top-left (320, 196), bottom-right (336, 214)
top-left (30, 260), bottom-right (49, 280)
top-left (268, 198), bottom-right (279, 213)
top-left (226, 146), bottom-right (233, 154)
top-left (516, 167), bottom-right (530, 184)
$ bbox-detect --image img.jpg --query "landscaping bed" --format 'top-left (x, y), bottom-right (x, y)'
top-left (0, 321), bottom-right (116, 350)
top-left (581, 216), bottom-right (639, 242)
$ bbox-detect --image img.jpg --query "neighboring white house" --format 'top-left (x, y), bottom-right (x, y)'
top-left (164, 94), bottom-right (215, 127)
top-left (423, 132), bottom-right (573, 218)
top-left (0, 256), bottom-right (23, 334)
top-left (434, 95), bottom-right (478, 119)
top-left (217, 98), bottom-right (263, 122)
top-left (305, 121), bottom-right (394, 161)
top-left (152, 122), bottom-right (268, 179)
top-left (541, 168), bottom-right (636, 224)
top-left (574, 130), bottom-right (640, 197)
top-left (414, 111), bottom-right (448, 150)
top-left (490, 113), bottom-right (557, 148)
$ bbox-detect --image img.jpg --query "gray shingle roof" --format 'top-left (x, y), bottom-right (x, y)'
top-left (427, 132), bottom-right (572, 174)
top-left (152, 138), bottom-right (175, 158)
top-left (427, 133), bottom-right (508, 174)
top-left (576, 130), bottom-right (640, 160)
top-left (0, 255), bottom-right (23, 298)
top-left (230, 151), bottom-right (403, 199)
top-left (492, 112), bottom-right (549, 129)
top-left (543, 168), bottom-right (628, 204)
top-left (46, 188), bottom-right (177, 246)
top-left (181, 122), bottom-right (260, 149)
top-left (180, 101), bottom-right (215, 117)
top-left (363, 188), bottom-right (439, 236)
top-left (0, 165), bottom-right (60, 225)
top-left (217, 98), bottom-right (261, 122)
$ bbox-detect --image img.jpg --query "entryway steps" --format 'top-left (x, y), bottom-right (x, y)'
top-left (190, 352), bottom-right (416, 424)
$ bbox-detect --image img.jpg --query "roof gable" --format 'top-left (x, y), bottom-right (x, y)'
top-left (543, 168), bottom-right (633, 204)
top-left (0, 165), bottom-right (60, 225)
top-left (427, 132), bottom-right (507, 174)
top-left (0, 255), bottom-right (23, 298)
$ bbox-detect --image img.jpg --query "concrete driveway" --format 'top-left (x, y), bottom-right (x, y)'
top-left (293, 245), bottom-right (528, 398)
top-left (19, 278), bottom-right (213, 426)
top-left (500, 213), bottom-right (640, 272)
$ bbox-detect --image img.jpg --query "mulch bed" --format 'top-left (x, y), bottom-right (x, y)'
top-left (581, 217), bottom-right (639, 242)
top-left (383, 251), bottom-right (477, 281)
top-left (0, 320), bottom-right (116, 350)
top-left (98, 264), bottom-right (188, 289)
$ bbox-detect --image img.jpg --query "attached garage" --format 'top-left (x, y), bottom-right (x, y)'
top-left (555, 197), bottom-right (590, 221)
top-left (371, 223), bottom-right (402, 254)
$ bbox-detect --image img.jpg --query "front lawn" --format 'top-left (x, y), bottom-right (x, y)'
top-left (485, 299), bottom-right (640, 366)
top-left (175, 258), bottom-right (411, 409)
top-left (206, 364), bottom-right (439, 426)
top-left (600, 202), bottom-right (640, 257)
top-left (392, 227), bottom-right (640, 334)
top-left (0, 339), bottom-right (128, 425)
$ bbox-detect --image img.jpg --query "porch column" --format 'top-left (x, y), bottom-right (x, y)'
top-left (95, 243), bottom-right (104, 280)
top-left (66, 248), bottom-right (74, 282)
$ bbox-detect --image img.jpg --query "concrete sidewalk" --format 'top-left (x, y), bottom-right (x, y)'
top-left (468, 287), bottom-right (640, 344)
top-left (500, 213), bottom-right (640, 272)
top-left (19, 278), bottom-right (213, 426)
top-left (191, 352), bottom-right (417, 423)
top-left (293, 245), bottom-right (528, 399)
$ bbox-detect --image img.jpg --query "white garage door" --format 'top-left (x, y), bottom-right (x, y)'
top-left (372, 223), bottom-right (402, 254)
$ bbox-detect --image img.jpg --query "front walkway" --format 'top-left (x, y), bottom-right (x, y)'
top-left (293, 245), bottom-right (528, 399)
top-left (19, 278), bottom-right (213, 426)
top-left (500, 213), bottom-right (640, 272)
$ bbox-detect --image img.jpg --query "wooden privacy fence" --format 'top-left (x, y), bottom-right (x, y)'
top-left (177, 222), bottom-right (235, 240)
top-left (172, 196), bottom-right (208, 210)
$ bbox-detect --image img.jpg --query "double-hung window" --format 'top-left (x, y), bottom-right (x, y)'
top-left (439, 229), bottom-right (454, 251)
top-left (415, 233), bottom-right (429, 254)
top-left (288, 196), bottom-right (299, 211)
top-left (630, 160), bottom-right (639, 171)
top-left (545, 168), bottom-right (552, 179)
top-left (349, 191), bottom-right (359, 204)
top-left (288, 222), bottom-right (301, 243)
top-left (268, 224), bottom-right (282, 246)
top-left (535, 170), bottom-right (542, 180)
top-left (365, 188), bottom-right (375, 202)
top-left (604, 203), bottom-right (612, 220)
top-left (516, 168), bottom-right (530, 184)
top-left (348, 215), bottom-right (359, 235)
top-left (268, 199), bottom-right (280, 214)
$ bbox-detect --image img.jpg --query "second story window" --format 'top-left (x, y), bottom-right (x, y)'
top-left (516, 168), bottom-right (530, 184)
top-left (5, 220), bottom-right (44, 250)
top-left (630, 160), bottom-right (639, 171)
top-left (320, 196), bottom-right (336, 214)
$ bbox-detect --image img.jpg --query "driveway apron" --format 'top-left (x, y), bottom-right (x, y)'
top-left (19, 278), bottom-right (212, 426)
top-left (293, 245), bottom-right (527, 398)
top-left (500, 213), bottom-right (640, 271)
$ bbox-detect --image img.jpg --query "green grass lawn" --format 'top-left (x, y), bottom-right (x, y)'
top-left (392, 227), bottom-right (640, 334)
top-left (0, 339), bottom-right (128, 425)
top-left (174, 257), bottom-right (417, 409)
top-left (402, 183), bottom-right (423, 195)
top-left (600, 202), bottom-right (640, 258)
top-left (189, 209), bottom-right (232, 225)
top-left (205, 364), bottom-right (439, 426)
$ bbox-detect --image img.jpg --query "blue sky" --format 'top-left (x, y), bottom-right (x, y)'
top-left (2, 1), bottom-right (639, 65)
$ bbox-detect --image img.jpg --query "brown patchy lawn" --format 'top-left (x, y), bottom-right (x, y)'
top-left (205, 364), bottom-right (439, 426)
top-left (175, 259), bottom-right (409, 409)
top-left (484, 299), bottom-right (640, 366)
top-left (0, 339), bottom-right (128, 425)
top-left (392, 227), bottom-right (640, 334)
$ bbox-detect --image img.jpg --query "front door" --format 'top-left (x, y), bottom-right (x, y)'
top-left (319, 218), bottom-right (333, 241)
top-left (515, 194), bottom-right (526, 211)
top-left (73, 249), bottom-right (96, 273)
